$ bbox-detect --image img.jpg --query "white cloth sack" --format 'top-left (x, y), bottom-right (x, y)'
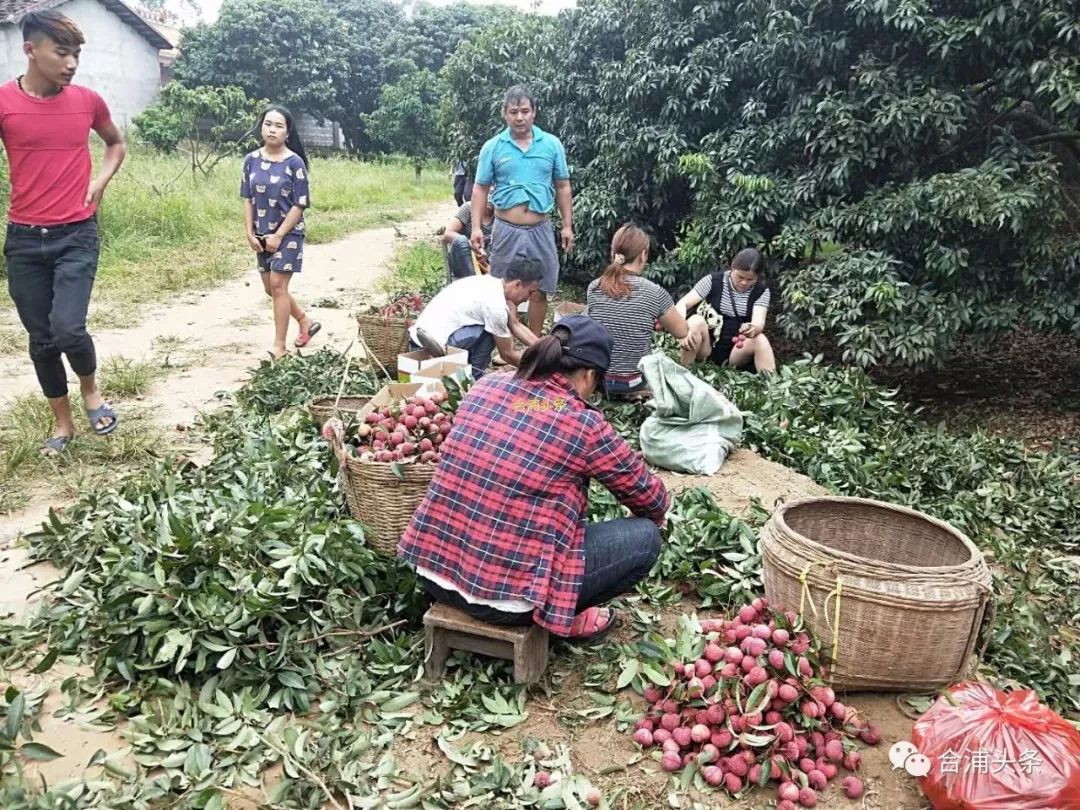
top-left (638, 354), bottom-right (743, 475)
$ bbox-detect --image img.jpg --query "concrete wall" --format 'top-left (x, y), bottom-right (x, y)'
top-left (296, 114), bottom-right (345, 151)
top-left (0, 0), bottom-right (162, 127)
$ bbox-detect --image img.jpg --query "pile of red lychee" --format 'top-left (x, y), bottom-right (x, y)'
top-left (631, 598), bottom-right (880, 807)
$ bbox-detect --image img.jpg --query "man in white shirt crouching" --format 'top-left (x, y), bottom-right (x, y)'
top-left (409, 254), bottom-right (542, 378)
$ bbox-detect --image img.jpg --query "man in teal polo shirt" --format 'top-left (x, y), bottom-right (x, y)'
top-left (470, 85), bottom-right (572, 337)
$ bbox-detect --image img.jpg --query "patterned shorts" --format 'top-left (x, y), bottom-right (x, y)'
top-left (256, 233), bottom-right (304, 274)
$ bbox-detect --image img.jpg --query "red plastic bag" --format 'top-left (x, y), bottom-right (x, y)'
top-left (911, 681), bottom-right (1080, 809)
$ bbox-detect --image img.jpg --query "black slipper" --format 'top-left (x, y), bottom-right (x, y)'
top-left (415, 327), bottom-right (446, 358)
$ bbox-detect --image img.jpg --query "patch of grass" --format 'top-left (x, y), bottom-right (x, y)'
top-left (380, 241), bottom-right (446, 298)
top-left (0, 394), bottom-right (165, 513)
top-left (304, 158), bottom-right (448, 243)
top-left (0, 326), bottom-right (22, 356)
top-left (0, 148), bottom-right (449, 327)
top-left (98, 356), bottom-right (166, 398)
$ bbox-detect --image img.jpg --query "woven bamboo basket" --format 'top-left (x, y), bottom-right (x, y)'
top-left (307, 395), bottom-right (372, 427)
top-left (761, 496), bottom-right (992, 692)
top-left (356, 312), bottom-right (410, 371)
top-left (328, 431), bottom-right (435, 555)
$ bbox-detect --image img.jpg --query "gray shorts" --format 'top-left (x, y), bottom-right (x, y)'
top-left (488, 218), bottom-right (559, 295)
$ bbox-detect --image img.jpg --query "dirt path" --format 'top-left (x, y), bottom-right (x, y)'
top-left (0, 203), bottom-right (458, 789)
top-left (0, 206), bottom-right (456, 422)
top-left (0, 204), bottom-right (456, 543)
top-left (657, 448), bottom-right (829, 517)
top-left (0, 205), bottom-right (927, 806)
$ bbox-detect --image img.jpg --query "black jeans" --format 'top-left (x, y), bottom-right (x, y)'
top-left (446, 234), bottom-right (475, 280)
top-left (422, 517), bottom-right (663, 627)
top-left (4, 217), bottom-right (100, 398)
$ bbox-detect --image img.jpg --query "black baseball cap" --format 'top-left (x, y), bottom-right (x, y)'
top-left (556, 314), bottom-right (613, 372)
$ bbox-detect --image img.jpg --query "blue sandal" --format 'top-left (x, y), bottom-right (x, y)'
top-left (41, 435), bottom-right (72, 455)
top-left (86, 402), bottom-right (119, 436)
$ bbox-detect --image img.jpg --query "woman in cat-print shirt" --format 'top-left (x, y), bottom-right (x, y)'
top-left (241, 105), bottom-right (320, 358)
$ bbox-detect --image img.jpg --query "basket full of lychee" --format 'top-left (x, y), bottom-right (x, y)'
top-left (322, 388), bottom-right (454, 554)
top-left (355, 293), bottom-right (426, 370)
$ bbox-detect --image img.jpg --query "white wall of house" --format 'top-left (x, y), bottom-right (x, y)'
top-left (0, 0), bottom-right (162, 127)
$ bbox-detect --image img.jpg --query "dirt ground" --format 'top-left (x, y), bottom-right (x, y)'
top-left (875, 328), bottom-right (1080, 452)
top-left (0, 204), bottom-right (932, 807)
top-left (775, 328), bottom-right (1080, 452)
top-left (656, 449), bottom-right (829, 518)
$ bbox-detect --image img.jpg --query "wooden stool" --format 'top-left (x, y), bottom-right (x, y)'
top-left (423, 603), bottom-right (549, 684)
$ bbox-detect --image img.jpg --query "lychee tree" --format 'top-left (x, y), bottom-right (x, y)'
top-left (440, 0), bottom-right (1080, 368)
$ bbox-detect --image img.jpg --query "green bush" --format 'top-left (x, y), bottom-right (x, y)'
top-left (133, 83), bottom-right (262, 176)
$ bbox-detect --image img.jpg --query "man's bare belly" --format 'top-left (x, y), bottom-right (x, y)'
top-left (494, 203), bottom-right (549, 226)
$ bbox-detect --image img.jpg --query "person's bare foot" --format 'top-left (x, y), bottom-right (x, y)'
top-left (268, 345), bottom-right (288, 360)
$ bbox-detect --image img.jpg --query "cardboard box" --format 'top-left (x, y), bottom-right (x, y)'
top-left (554, 301), bottom-right (586, 322)
top-left (356, 381), bottom-right (448, 422)
top-left (413, 360), bottom-right (471, 395)
top-left (396, 345), bottom-right (468, 382)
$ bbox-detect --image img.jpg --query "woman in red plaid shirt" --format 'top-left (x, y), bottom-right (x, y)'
top-left (398, 315), bottom-right (670, 640)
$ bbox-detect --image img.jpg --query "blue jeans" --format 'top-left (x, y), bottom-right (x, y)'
top-left (449, 324), bottom-right (496, 379)
top-left (422, 517), bottom-right (663, 627)
top-left (446, 234), bottom-right (475, 280)
top-left (604, 374), bottom-right (647, 398)
top-left (4, 217), bottom-right (100, 398)
top-left (409, 323), bottom-right (495, 379)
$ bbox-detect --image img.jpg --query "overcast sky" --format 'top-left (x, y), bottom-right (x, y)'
top-left (191, 0), bottom-right (577, 24)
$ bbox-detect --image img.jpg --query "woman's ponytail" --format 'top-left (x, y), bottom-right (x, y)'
top-left (598, 224), bottom-right (650, 299)
top-left (515, 333), bottom-right (565, 380)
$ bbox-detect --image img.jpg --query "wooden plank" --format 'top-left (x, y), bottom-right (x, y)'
top-left (513, 625), bottom-right (549, 684)
top-left (424, 625), bottom-right (449, 680)
top-left (441, 630), bottom-right (515, 661)
top-left (423, 604), bottom-right (533, 643)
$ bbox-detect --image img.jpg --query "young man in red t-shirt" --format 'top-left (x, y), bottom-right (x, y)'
top-left (0, 11), bottom-right (126, 454)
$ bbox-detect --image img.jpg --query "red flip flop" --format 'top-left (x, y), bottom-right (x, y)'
top-left (564, 606), bottom-right (620, 644)
top-left (294, 321), bottom-right (322, 348)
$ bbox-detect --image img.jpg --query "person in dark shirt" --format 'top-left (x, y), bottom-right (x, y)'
top-left (442, 197), bottom-right (494, 279)
top-left (676, 247), bottom-right (777, 373)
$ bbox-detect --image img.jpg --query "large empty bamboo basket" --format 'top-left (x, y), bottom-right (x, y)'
top-left (762, 497), bottom-right (992, 691)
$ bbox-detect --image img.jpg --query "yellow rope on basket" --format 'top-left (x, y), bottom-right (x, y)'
top-left (799, 563), bottom-right (844, 685)
top-left (822, 576), bottom-right (843, 685)
top-left (797, 560), bottom-right (835, 617)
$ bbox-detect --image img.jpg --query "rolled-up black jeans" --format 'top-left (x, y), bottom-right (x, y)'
top-left (4, 217), bottom-right (100, 398)
top-left (446, 234), bottom-right (475, 280)
top-left (422, 517), bottom-right (663, 627)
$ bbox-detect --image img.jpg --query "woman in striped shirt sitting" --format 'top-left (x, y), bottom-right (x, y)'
top-left (675, 247), bottom-right (777, 373)
top-left (586, 224), bottom-right (695, 397)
